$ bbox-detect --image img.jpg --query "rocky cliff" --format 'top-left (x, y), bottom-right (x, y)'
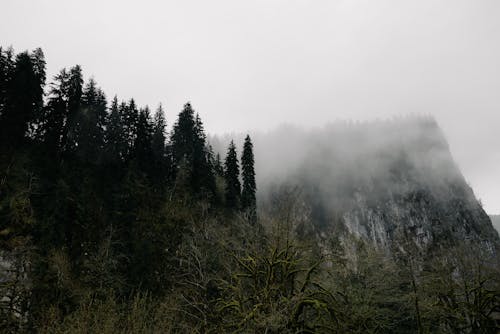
top-left (250, 117), bottom-right (500, 256)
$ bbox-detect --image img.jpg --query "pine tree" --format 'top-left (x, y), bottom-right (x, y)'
top-left (241, 135), bottom-right (256, 221)
top-left (0, 47), bottom-right (14, 121)
top-left (122, 99), bottom-right (138, 159)
top-left (224, 140), bottom-right (241, 209)
top-left (171, 103), bottom-right (215, 197)
top-left (78, 78), bottom-right (107, 163)
top-left (42, 69), bottom-right (68, 156)
top-left (104, 96), bottom-right (126, 164)
top-left (62, 65), bottom-right (83, 157)
top-left (133, 106), bottom-right (153, 171)
top-left (0, 49), bottom-right (45, 146)
top-left (192, 113), bottom-right (216, 197)
top-left (151, 104), bottom-right (168, 184)
top-left (171, 102), bottom-right (196, 165)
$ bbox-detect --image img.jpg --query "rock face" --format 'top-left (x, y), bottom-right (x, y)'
top-left (252, 117), bottom-right (500, 256)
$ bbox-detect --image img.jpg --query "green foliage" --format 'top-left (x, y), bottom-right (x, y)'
top-left (217, 243), bottom-right (336, 333)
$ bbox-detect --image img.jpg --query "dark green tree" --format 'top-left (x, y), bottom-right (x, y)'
top-left (0, 47), bottom-right (15, 133)
top-left (78, 78), bottom-right (107, 163)
top-left (42, 69), bottom-right (69, 157)
top-left (61, 65), bottom-right (83, 157)
top-left (241, 135), bottom-right (256, 221)
top-left (151, 104), bottom-right (169, 186)
top-left (122, 99), bottom-right (138, 159)
top-left (171, 102), bottom-right (196, 165)
top-left (224, 140), bottom-right (241, 209)
top-left (0, 49), bottom-right (45, 146)
top-left (192, 114), bottom-right (216, 197)
top-left (133, 106), bottom-right (153, 171)
top-left (171, 103), bottom-right (215, 197)
top-left (104, 96), bottom-right (126, 165)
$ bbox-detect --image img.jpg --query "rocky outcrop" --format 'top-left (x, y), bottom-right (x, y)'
top-left (255, 117), bottom-right (500, 256)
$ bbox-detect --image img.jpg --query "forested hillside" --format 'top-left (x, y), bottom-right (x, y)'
top-left (1, 47), bottom-right (499, 333)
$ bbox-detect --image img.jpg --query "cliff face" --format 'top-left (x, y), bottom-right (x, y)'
top-left (253, 117), bottom-right (500, 256)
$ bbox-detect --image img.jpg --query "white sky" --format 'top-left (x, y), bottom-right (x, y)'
top-left (1, 0), bottom-right (499, 213)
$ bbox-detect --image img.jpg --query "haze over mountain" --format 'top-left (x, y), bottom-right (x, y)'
top-left (211, 116), bottom-right (500, 255)
top-left (2, 0), bottom-right (500, 214)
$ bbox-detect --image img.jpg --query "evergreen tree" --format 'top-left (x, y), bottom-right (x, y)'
top-left (122, 99), bottom-right (138, 159)
top-left (104, 96), bottom-right (126, 164)
top-left (151, 104), bottom-right (166, 162)
top-left (133, 106), bottom-right (153, 171)
top-left (62, 65), bottom-right (83, 157)
top-left (241, 135), bottom-right (256, 221)
top-left (192, 113), bottom-right (216, 197)
top-left (151, 104), bottom-right (168, 184)
top-left (78, 78), bottom-right (107, 163)
top-left (42, 69), bottom-right (69, 157)
top-left (0, 49), bottom-right (45, 146)
top-left (171, 103), bottom-right (215, 197)
top-left (224, 140), bottom-right (241, 209)
top-left (0, 47), bottom-right (14, 122)
top-left (171, 102), bottom-right (196, 165)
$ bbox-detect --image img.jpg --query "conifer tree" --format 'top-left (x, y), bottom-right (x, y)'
top-left (62, 65), bottom-right (83, 157)
top-left (0, 49), bottom-right (45, 146)
top-left (241, 135), bottom-right (256, 220)
top-left (42, 69), bottom-right (68, 156)
top-left (133, 106), bottom-right (153, 171)
top-left (0, 47), bottom-right (14, 122)
top-left (171, 102), bottom-right (196, 165)
top-left (78, 78), bottom-right (107, 163)
top-left (152, 104), bottom-right (166, 162)
top-left (224, 140), bottom-right (241, 209)
top-left (104, 96), bottom-right (126, 164)
top-left (192, 113), bottom-right (216, 196)
top-left (171, 103), bottom-right (215, 196)
top-left (151, 104), bottom-right (168, 184)
top-left (122, 99), bottom-right (139, 159)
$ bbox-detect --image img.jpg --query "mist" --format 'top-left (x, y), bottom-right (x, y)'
top-left (2, 0), bottom-right (500, 213)
top-left (211, 116), bottom-right (465, 204)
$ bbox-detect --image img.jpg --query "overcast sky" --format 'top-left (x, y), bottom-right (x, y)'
top-left (2, 0), bottom-right (499, 213)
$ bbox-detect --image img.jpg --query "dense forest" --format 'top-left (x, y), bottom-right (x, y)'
top-left (0, 47), bottom-right (499, 333)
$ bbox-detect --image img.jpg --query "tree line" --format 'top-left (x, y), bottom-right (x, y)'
top-left (0, 46), bottom-right (257, 331)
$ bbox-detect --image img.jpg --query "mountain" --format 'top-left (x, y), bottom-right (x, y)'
top-left (213, 116), bottom-right (500, 257)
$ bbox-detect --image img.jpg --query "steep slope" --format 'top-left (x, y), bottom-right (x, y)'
top-left (240, 116), bottom-right (500, 256)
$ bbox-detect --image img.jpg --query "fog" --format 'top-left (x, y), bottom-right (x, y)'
top-left (210, 116), bottom-right (467, 207)
top-left (1, 0), bottom-right (499, 212)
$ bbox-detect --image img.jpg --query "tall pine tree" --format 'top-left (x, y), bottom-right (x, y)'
top-left (104, 96), bottom-right (126, 165)
top-left (171, 103), bottom-right (215, 197)
top-left (0, 49), bottom-right (45, 146)
top-left (78, 78), bottom-right (107, 163)
top-left (224, 140), bottom-right (241, 209)
top-left (151, 104), bottom-right (169, 186)
top-left (241, 135), bottom-right (256, 221)
top-left (133, 106), bottom-right (154, 172)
